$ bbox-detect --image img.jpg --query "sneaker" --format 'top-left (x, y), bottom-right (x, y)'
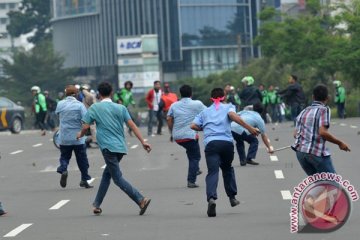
top-left (207, 199), bottom-right (216, 217)
top-left (139, 198), bottom-right (151, 215)
top-left (230, 198), bottom-right (240, 207)
top-left (187, 182), bottom-right (199, 188)
top-left (246, 159), bottom-right (259, 165)
top-left (80, 180), bottom-right (94, 188)
top-left (93, 207), bottom-right (102, 216)
top-left (196, 170), bottom-right (203, 176)
top-left (60, 171), bottom-right (68, 188)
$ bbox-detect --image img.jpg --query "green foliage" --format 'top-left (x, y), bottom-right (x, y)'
top-left (7, 0), bottom-right (51, 44)
top-left (0, 41), bottom-right (74, 106)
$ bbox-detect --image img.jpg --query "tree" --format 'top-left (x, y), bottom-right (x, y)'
top-left (0, 40), bottom-right (74, 105)
top-left (7, 0), bottom-right (51, 44)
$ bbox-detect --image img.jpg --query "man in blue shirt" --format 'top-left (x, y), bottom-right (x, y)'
top-left (231, 103), bottom-right (274, 166)
top-left (77, 82), bottom-right (152, 216)
top-left (167, 85), bottom-right (206, 188)
top-left (55, 85), bottom-right (93, 189)
top-left (191, 88), bottom-right (259, 217)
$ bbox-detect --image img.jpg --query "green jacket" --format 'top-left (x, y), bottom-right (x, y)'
top-left (261, 90), bottom-right (269, 105)
top-left (113, 88), bottom-right (135, 107)
top-left (34, 93), bottom-right (47, 113)
top-left (335, 86), bottom-right (346, 104)
top-left (268, 90), bottom-right (281, 105)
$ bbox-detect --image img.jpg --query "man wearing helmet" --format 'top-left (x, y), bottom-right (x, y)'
top-left (239, 76), bottom-right (263, 109)
top-left (31, 86), bottom-right (47, 136)
top-left (333, 80), bottom-right (346, 119)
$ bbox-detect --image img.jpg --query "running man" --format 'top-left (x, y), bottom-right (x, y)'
top-left (292, 84), bottom-right (350, 175)
top-left (231, 103), bottom-right (274, 166)
top-left (0, 201), bottom-right (6, 216)
top-left (55, 85), bottom-right (93, 189)
top-left (77, 82), bottom-right (152, 216)
top-left (167, 85), bottom-right (206, 188)
top-left (191, 88), bottom-right (259, 217)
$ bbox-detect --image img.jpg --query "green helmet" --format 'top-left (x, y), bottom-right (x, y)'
top-left (241, 76), bottom-right (255, 85)
top-left (333, 80), bottom-right (341, 87)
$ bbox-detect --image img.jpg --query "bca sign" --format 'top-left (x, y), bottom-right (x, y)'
top-left (117, 38), bottom-right (142, 55)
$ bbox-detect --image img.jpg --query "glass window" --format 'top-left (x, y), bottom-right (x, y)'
top-left (54, 0), bottom-right (98, 19)
top-left (0, 98), bottom-right (12, 108)
top-left (9, 3), bottom-right (16, 9)
top-left (180, 4), bottom-right (251, 47)
top-left (0, 3), bottom-right (6, 9)
top-left (0, 33), bottom-right (8, 38)
top-left (0, 18), bottom-right (7, 24)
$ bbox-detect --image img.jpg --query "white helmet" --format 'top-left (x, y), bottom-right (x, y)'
top-left (31, 86), bottom-right (41, 93)
top-left (82, 84), bottom-right (90, 90)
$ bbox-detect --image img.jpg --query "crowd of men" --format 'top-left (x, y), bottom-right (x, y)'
top-left (1, 75), bottom-right (349, 218)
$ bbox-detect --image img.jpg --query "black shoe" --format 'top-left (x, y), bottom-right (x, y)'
top-left (60, 171), bottom-right (68, 188)
top-left (207, 199), bottom-right (216, 217)
top-left (187, 182), bottom-right (199, 188)
top-left (230, 198), bottom-right (240, 207)
top-left (246, 159), bottom-right (259, 165)
top-left (0, 209), bottom-right (7, 216)
top-left (196, 170), bottom-right (203, 176)
top-left (139, 198), bottom-right (151, 215)
top-left (80, 180), bottom-right (94, 188)
top-left (240, 162), bottom-right (246, 166)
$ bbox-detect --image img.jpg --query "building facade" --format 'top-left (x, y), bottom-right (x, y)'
top-left (51, 0), bottom-right (272, 86)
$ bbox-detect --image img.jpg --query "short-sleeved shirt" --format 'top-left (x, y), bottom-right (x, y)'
top-left (292, 101), bottom-right (331, 157)
top-left (56, 96), bottom-right (87, 145)
top-left (231, 110), bottom-right (265, 135)
top-left (167, 98), bottom-right (206, 141)
top-left (82, 98), bottom-right (131, 153)
top-left (193, 103), bottom-right (236, 146)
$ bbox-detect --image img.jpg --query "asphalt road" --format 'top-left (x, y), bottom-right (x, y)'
top-left (0, 118), bottom-right (359, 240)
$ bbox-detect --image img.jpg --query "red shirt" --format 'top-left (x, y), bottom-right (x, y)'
top-left (161, 93), bottom-right (178, 111)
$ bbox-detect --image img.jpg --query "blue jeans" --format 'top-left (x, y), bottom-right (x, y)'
top-left (93, 149), bottom-right (144, 208)
top-left (232, 131), bottom-right (259, 164)
top-left (204, 140), bottom-right (237, 201)
top-left (148, 110), bottom-right (163, 135)
top-left (177, 140), bottom-right (201, 183)
top-left (295, 151), bottom-right (336, 175)
top-left (291, 103), bottom-right (302, 126)
top-left (57, 144), bottom-right (91, 181)
top-left (337, 102), bottom-right (345, 119)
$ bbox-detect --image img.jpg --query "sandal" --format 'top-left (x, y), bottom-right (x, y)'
top-left (139, 198), bottom-right (151, 216)
top-left (93, 207), bottom-right (102, 215)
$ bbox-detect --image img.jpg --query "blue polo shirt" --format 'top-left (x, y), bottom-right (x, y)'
top-left (82, 99), bottom-right (131, 153)
top-left (231, 110), bottom-right (265, 135)
top-left (167, 98), bottom-right (206, 141)
top-left (193, 103), bottom-right (236, 146)
top-left (56, 96), bottom-right (87, 145)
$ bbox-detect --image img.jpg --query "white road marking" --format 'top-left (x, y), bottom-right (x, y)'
top-left (32, 143), bottom-right (43, 147)
top-left (101, 164), bottom-right (106, 169)
top-left (350, 125), bottom-right (358, 129)
top-left (130, 144), bottom-right (138, 149)
top-left (88, 178), bottom-right (95, 184)
top-left (40, 166), bottom-right (57, 172)
top-left (281, 190), bottom-right (292, 200)
top-left (340, 123), bottom-right (347, 126)
top-left (270, 155), bottom-right (278, 161)
top-left (274, 170), bottom-right (285, 179)
top-left (144, 138), bottom-right (148, 142)
top-left (49, 200), bottom-right (70, 210)
top-left (3, 223), bottom-right (33, 238)
top-left (10, 150), bottom-right (23, 155)
top-left (49, 138), bottom-right (53, 142)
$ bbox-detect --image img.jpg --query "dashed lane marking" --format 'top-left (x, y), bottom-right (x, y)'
top-left (101, 164), bottom-right (106, 169)
top-left (88, 178), bottom-right (95, 184)
top-left (270, 155), bottom-right (278, 161)
top-left (274, 170), bottom-right (285, 179)
top-left (32, 143), bottom-right (43, 147)
top-left (144, 138), bottom-right (148, 142)
top-left (3, 223), bottom-right (33, 238)
top-left (281, 190), bottom-right (292, 200)
top-left (350, 125), bottom-right (358, 129)
top-left (49, 200), bottom-right (70, 210)
top-left (340, 123), bottom-right (347, 126)
top-left (10, 150), bottom-right (23, 155)
top-left (130, 144), bottom-right (138, 149)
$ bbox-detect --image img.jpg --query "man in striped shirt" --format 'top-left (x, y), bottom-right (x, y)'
top-left (292, 84), bottom-right (350, 175)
